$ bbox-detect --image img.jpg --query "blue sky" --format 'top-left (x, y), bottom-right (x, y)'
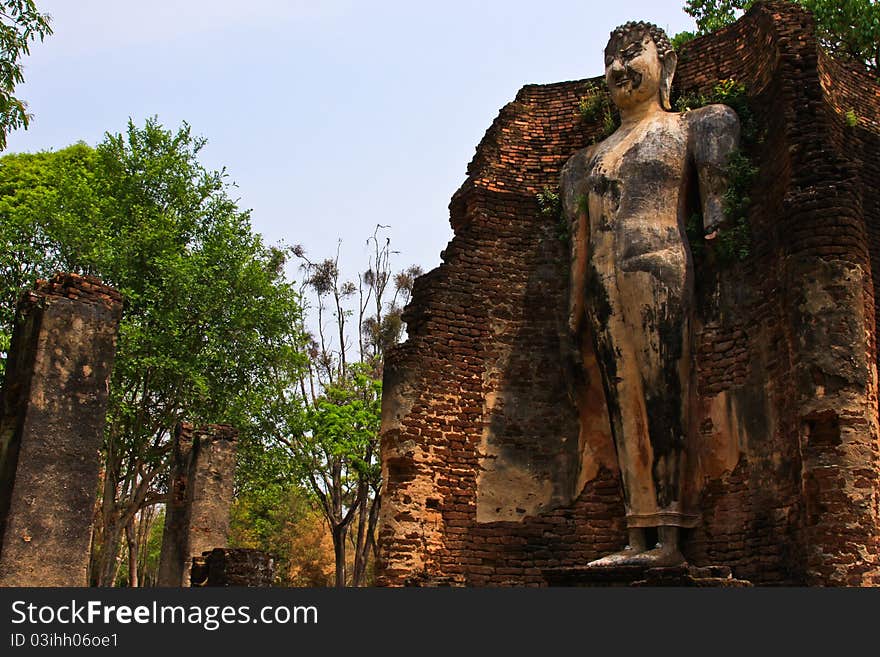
top-left (6, 0), bottom-right (696, 283)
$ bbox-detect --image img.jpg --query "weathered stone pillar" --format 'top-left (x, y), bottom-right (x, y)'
top-left (157, 423), bottom-right (237, 586)
top-left (186, 424), bottom-right (237, 583)
top-left (0, 274), bottom-right (122, 586)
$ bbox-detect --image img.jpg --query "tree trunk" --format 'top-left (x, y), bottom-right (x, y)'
top-left (97, 517), bottom-right (124, 587)
top-left (125, 516), bottom-right (138, 588)
top-left (88, 509), bottom-right (104, 586)
top-left (352, 494), bottom-right (368, 586)
top-left (354, 492), bottom-right (380, 586)
top-left (96, 446), bottom-right (124, 587)
top-left (365, 492), bottom-right (381, 577)
top-left (332, 524), bottom-right (347, 588)
top-left (95, 456), bottom-right (164, 586)
top-left (135, 507), bottom-right (154, 587)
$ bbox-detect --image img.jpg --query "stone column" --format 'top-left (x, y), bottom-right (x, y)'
top-left (156, 422), bottom-right (195, 587)
top-left (0, 274), bottom-right (122, 586)
top-left (157, 423), bottom-right (237, 586)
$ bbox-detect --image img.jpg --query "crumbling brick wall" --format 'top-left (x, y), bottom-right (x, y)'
top-left (191, 548), bottom-right (276, 587)
top-left (378, 1), bottom-right (880, 586)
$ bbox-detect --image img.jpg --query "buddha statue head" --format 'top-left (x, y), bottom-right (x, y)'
top-left (604, 21), bottom-right (677, 112)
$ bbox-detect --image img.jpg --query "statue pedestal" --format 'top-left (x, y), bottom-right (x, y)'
top-left (543, 564), bottom-right (752, 587)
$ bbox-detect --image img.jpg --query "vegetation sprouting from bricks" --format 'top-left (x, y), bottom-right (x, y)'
top-left (677, 79), bottom-right (759, 265)
top-left (537, 186), bottom-right (570, 245)
top-left (578, 80), bottom-right (620, 143)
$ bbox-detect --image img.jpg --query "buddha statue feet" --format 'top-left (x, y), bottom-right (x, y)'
top-left (586, 545), bottom-right (647, 568)
top-left (624, 545), bottom-right (686, 568)
top-left (586, 526), bottom-right (686, 568)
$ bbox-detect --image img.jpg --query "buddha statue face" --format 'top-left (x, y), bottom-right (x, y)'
top-left (604, 23), bottom-right (677, 112)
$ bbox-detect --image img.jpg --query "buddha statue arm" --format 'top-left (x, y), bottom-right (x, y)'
top-left (688, 104), bottom-right (741, 235)
top-left (560, 147), bottom-right (593, 338)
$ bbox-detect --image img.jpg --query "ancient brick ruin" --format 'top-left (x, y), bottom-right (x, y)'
top-left (157, 422), bottom-right (237, 586)
top-left (377, 1), bottom-right (880, 586)
top-left (191, 548), bottom-right (276, 587)
top-left (0, 272), bottom-right (243, 588)
top-left (0, 273), bottom-right (122, 586)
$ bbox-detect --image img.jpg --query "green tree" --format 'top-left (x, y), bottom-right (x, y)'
top-left (254, 230), bottom-right (418, 587)
top-left (116, 507), bottom-right (163, 587)
top-left (296, 368), bottom-right (381, 588)
top-left (230, 439), bottom-right (335, 586)
top-left (803, 0), bottom-right (880, 71)
top-left (0, 118), bottom-right (306, 586)
top-left (93, 120), bottom-right (305, 586)
top-left (679, 0), bottom-right (880, 71)
top-left (683, 0), bottom-right (755, 34)
top-left (0, 0), bottom-right (53, 150)
top-left (0, 143), bottom-right (102, 374)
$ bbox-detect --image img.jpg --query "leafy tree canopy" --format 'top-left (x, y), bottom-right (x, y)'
top-left (0, 0), bottom-right (52, 149)
top-left (231, 439), bottom-right (335, 586)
